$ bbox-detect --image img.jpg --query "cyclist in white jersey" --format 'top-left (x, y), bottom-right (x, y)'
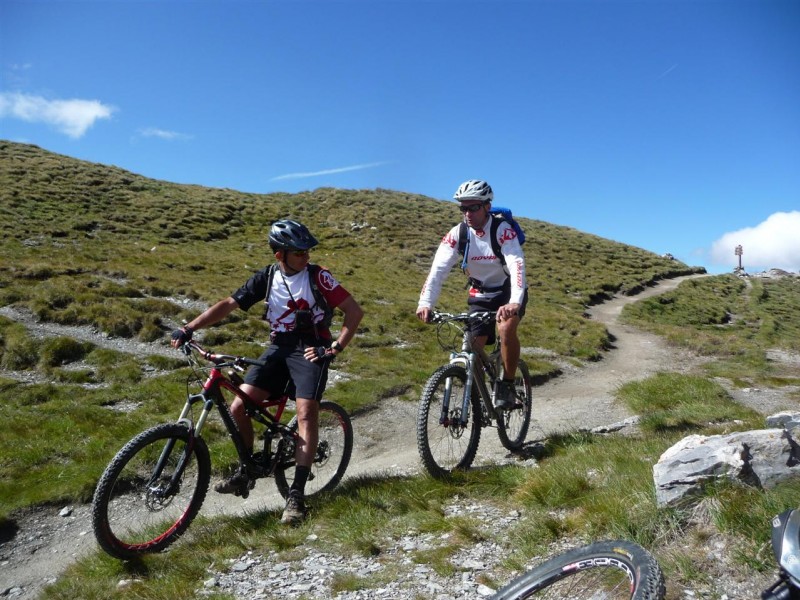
top-left (416, 180), bottom-right (528, 409)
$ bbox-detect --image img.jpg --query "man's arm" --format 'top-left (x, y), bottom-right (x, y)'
top-left (171, 297), bottom-right (240, 348)
top-left (304, 295), bottom-right (363, 362)
top-left (417, 226), bottom-right (462, 318)
top-left (332, 295), bottom-right (363, 351)
top-left (497, 224), bottom-right (527, 322)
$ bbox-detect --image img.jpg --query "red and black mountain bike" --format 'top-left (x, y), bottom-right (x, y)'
top-left (92, 340), bottom-right (353, 560)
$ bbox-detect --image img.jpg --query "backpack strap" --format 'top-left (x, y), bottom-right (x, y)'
top-left (306, 264), bottom-right (333, 328)
top-left (458, 222), bottom-right (469, 272)
top-left (262, 263), bottom-right (278, 320)
top-left (488, 216), bottom-right (505, 265)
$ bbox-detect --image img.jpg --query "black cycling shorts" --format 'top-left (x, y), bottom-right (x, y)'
top-left (243, 337), bottom-right (329, 402)
top-left (466, 281), bottom-right (528, 345)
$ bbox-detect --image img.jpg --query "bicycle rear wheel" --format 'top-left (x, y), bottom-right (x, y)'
top-left (496, 359), bottom-right (532, 450)
top-left (417, 363), bottom-right (482, 478)
top-left (274, 401), bottom-right (353, 498)
top-left (491, 540), bottom-right (666, 600)
top-left (92, 423), bottom-right (211, 559)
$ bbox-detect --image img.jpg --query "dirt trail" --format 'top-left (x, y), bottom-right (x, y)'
top-left (0, 276), bottom-right (708, 598)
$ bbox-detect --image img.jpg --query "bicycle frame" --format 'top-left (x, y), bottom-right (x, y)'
top-left (445, 322), bottom-right (502, 428)
top-left (175, 345), bottom-right (296, 479)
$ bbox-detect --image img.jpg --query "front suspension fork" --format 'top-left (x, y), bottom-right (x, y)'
top-left (150, 393), bottom-right (208, 495)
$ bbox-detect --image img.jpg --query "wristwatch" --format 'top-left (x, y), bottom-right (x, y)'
top-left (331, 340), bottom-right (344, 353)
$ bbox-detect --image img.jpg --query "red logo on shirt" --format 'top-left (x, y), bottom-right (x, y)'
top-left (499, 227), bottom-right (517, 245)
top-left (318, 270), bottom-right (339, 292)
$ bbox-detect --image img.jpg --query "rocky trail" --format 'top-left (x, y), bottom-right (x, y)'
top-left (2, 274), bottom-right (795, 599)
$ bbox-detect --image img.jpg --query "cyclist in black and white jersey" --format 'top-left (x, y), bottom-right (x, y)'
top-left (416, 179), bottom-right (528, 409)
top-left (171, 219), bottom-right (363, 524)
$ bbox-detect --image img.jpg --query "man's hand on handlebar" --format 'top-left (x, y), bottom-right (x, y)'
top-left (170, 326), bottom-right (194, 348)
top-left (416, 306), bottom-right (432, 323)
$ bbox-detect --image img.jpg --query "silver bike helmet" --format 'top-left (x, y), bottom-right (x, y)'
top-left (268, 219), bottom-right (319, 251)
top-left (453, 179), bottom-right (494, 203)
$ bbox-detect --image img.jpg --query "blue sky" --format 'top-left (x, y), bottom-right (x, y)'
top-left (2, 0), bottom-right (798, 274)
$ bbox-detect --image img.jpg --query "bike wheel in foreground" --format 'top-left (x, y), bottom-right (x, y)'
top-left (496, 360), bottom-right (532, 450)
top-left (416, 363), bottom-right (482, 478)
top-left (491, 540), bottom-right (666, 600)
top-left (92, 423), bottom-right (211, 560)
top-left (275, 400), bottom-right (353, 498)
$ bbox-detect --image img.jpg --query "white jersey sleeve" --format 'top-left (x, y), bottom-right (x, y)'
top-left (495, 220), bottom-right (527, 305)
top-left (418, 224), bottom-right (462, 309)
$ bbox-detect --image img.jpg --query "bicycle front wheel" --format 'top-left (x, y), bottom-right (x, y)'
top-left (496, 359), bottom-right (533, 450)
top-left (92, 423), bottom-right (211, 560)
top-left (417, 363), bottom-right (482, 478)
top-left (491, 540), bottom-right (666, 600)
top-left (274, 401), bottom-right (353, 499)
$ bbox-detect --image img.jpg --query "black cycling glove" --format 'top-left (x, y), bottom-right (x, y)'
top-left (171, 326), bottom-right (194, 345)
top-left (314, 346), bottom-right (335, 360)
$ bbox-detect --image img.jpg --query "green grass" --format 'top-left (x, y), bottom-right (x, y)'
top-left (0, 140), bottom-right (700, 516)
top-left (621, 275), bottom-right (800, 387)
top-left (617, 373), bottom-right (762, 433)
top-left (3, 140), bottom-right (798, 597)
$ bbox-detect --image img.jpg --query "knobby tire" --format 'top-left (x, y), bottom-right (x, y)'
top-left (496, 359), bottom-right (533, 450)
top-left (92, 423), bottom-right (211, 560)
top-left (274, 401), bottom-right (353, 498)
top-left (491, 540), bottom-right (666, 600)
top-left (417, 363), bottom-right (482, 478)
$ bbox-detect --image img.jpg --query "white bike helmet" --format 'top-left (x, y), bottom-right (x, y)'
top-left (453, 179), bottom-right (493, 203)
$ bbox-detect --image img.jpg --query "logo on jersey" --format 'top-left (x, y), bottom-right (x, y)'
top-left (443, 233), bottom-right (457, 248)
top-left (318, 269), bottom-right (339, 292)
top-left (499, 226), bottom-right (517, 245)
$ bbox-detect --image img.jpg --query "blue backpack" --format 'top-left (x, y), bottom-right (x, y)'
top-left (457, 206), bottom-right (526, 268)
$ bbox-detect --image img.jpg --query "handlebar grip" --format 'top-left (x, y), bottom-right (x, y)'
top-left (240, 357), bottom-right (267, 367)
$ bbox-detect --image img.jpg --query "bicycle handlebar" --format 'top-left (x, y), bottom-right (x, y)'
top-left (429, 310), bottom-right (496, 325)
top-left (182, 340), bottom-right (266, 368)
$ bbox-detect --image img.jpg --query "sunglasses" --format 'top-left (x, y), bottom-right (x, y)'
top-left (288, 249), bottom-right (310, 257)
top-left (459, 203), bottom-right (486, 214)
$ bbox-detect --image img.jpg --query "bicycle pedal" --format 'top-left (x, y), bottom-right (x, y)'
top-left (234, 479), bottom-right (256, 498)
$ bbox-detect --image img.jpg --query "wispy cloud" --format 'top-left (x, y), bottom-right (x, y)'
top-left (658, 64), bottom-right (678, 79)
top-left (271, 161), bottom-right (391, 181)
top-left (0, 92), bottom-right (115, 138)
top-left (710, 211), bottom-right (800, 272)
top-left (137, 127), bottom-right (193, 141)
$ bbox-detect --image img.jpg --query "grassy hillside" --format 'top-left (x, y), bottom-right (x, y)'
top-left (0, 140), bottom-right (704, 512)
top-left (0, 141), bottom-right (702, 507)
top-left (4, 141), bottom-right (800, 598)
top-left (0, 139), bottom-right (701, 353)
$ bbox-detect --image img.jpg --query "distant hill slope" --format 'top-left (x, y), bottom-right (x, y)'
top-left (0, 139), bottom-right (704, 371)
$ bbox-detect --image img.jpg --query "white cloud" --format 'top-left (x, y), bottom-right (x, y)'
top-left (710, 211), bottom-right (800, 271)
top-left (0, 92), bottom-right (115, 138)
top-left (137, 127), bottom-right (192, 141)
top-left (271, 161), bottom-right (391, 181)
